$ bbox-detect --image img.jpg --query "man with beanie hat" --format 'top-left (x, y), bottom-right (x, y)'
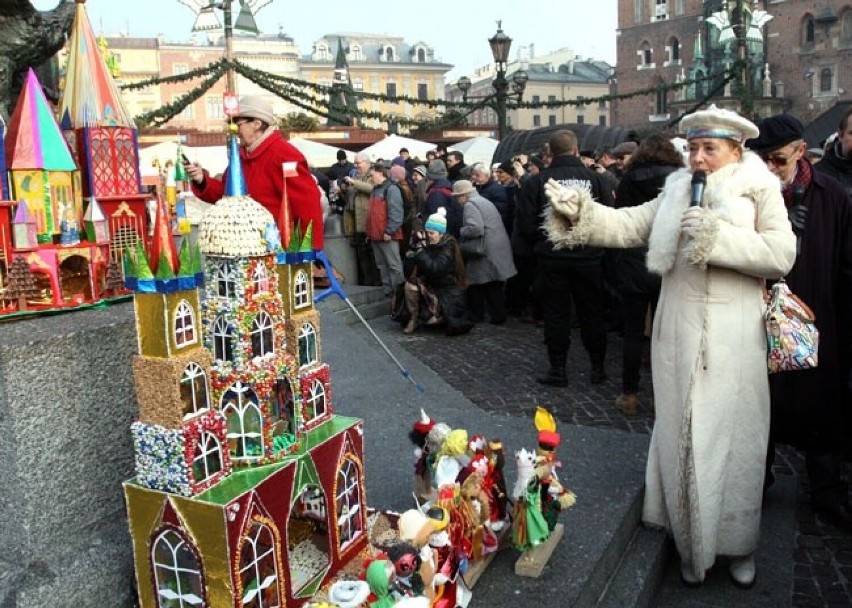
top-left (516, 129), bottom-right (614, 387)
top-left (424, 160), bottom-right (463, 238)
top-left (186, 95), bottom-right (323, 248)
top-left (327, 148), bottom-right (355, 183)
top-left (748, 114), bottom-right (852, 531)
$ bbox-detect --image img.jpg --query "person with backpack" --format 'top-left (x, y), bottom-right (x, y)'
top-left (367, 163), bottom-right (405, 296)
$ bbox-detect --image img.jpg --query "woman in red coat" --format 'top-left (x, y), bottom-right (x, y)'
top-left (185, 95), bottom-right (323, 249)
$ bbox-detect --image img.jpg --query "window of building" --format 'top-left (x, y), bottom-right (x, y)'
top-left (251, 311), bottom-right (275, 359)
top-left (599, 115), bottom-right (607, 126)
top-left (634, 0), bottom-right (644, 23)
top-left (577, 115), bottom-right (585, 124)
top-left (221, 382), bottom-right (263, 461)
top-left (352, 78), bottom-right (364, 91)
top-left (548, 115), bottom-right (557, 126)
top-left (251, 263), bottom-right (269, 295)
top-left (638, 42), bottom-right (653, 68)
top-left (667, 37), bottom-right (681, 64)
top-left (298, 323), bottom-right (318, 367)
top-left (418, 48), bottom-right (426, 62)
top-left (180, 362), bottom-right (209, 416)
top-left (417, 83), bottom-right (428, 100)
top-left (175, 97), bottom-right (193, 120)
top-left (294, 270), bottom-right (310, 308)
top-left (316, 44), bottom-right (329, 61)
top-left (548, 95), bottom-right (557, 103)
top-left (174, 300), bottom-right (196, 348)
top-left (350, 44), bottom-right (362, 61)
top-left (675, 0), bottom-right (685, 15)
top-left (820, 67), bottom-right (833, 92)
top-left (192, 432), bottom-right (223, 485)
top-left (598, 99), bottom-right (607, 109)
top-left (383, 46), bottom-right (395, 62)
top-left (272, 378), bottom-right (296, 451)
top-left (803, 15), bottom-right (815, 46)
top-left (655, 0), bottom-right (668, 21)
top-left (842, 8), bottom-right (852, 42)
top-left (172, 64), bottom-right (188, 76)
top-left (152, 529), bottom-right (205, 608)
top-left (656, 85), bottom-right (668, 115)
top-left (386, 82), bottom-right (397, 98)
top-left (239, 520), bottom-right (281, 607)
top-left (212, 315), bottom-right (235, 363)
top-left (206, 96), bottom-right (223, 119)
top-left (305, 378), bottom-right (326, 422)
top-left (336, 458), bottom-right (363, 550)
top-left (533, 115), bottom-right (541, 127)
top-left (532, 95), bottom-right (541, 104)
top-left (214, 260), bottom-right (237, 299)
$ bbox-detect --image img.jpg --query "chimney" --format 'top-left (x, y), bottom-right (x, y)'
top-left (530, 43), bottom-right (535, 59)
top-left (568, 61), bottom-right (574, 74)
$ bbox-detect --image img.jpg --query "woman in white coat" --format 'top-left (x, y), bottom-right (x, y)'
top-left (542, 106), bottom-right (796, 588)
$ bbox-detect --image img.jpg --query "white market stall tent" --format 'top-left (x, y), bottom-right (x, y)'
top-left (359, 134), bottom-right (434, 162)
top-left (450, 136), bottom-right (499, 168)
top-left (139, 141), bottom-right (229, 178)
top-left (288, 138), bottom-right (354, 169)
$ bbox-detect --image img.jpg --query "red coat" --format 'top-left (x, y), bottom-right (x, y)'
top-left (192, 131), bottom-right (324, 249)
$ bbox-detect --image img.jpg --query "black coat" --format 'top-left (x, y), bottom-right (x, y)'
top-left (612, 162), bottom-right (679, 294)
top-left (770, 169), bottom-right (852, 449)
top-left (476, 179), bottom-right (512, 236)
top-left (411, 236), bottom-right (473, 335)
top-left (516, 154), bottom-right (614, 262)
top-left (814, 143), bottom-right (852, 196)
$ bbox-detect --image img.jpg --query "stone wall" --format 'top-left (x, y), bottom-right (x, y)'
top-left (0, 303), bottom-right (138, 607)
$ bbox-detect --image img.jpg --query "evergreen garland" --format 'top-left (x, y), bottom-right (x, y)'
top-left (120, 54), bottom-right (745, 130)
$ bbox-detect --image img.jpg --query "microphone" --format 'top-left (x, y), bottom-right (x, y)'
top-left (690, 170), bottom-right (707, 207)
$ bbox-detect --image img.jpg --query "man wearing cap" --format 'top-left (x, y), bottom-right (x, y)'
top-left (339, 152), bottom-right (381, 286)
top-left (326, 149), bottom-right (355, 183)
top-left (470, 162), bottom-right (511, 235)
top-left (185, 95), bottom-right (323, 249)
top-left (815, 106), bottom-right (852, 194)
top-left (423, 160), bottom-right (463, 238)
top-left (747, 114), bottom-right (852, 531)
top-left (516, 129), bottom-right (614, 388)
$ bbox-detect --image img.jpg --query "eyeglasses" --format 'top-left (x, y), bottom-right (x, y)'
top-left (759, 148), bottom-right (798, 166)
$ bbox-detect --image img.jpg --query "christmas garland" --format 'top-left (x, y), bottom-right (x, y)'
top-left (134, 63), bottom-right (228, 128)
top-left (120, 59), bottom-right (225, 91)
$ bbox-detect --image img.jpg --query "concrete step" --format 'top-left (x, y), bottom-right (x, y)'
top-left (317, 285), bottom-right (389, 324)
top-left (595, 525), bottom-right (669, 608)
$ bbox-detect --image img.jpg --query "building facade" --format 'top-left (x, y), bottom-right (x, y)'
top-left (446, 48), bottom-right (613, 133)
top-left (614, 0), bottom-right (852, 129)
top-left (104, 31), bottom-right (452, 133)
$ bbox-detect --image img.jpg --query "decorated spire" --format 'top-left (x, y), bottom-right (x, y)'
top-left (58, 0), bottom-right (133, 127)
top-left (224, 124), bottom-right (247, 197)
top-left (149, 192), bottom-right (179, 277)
top-left (6, 69), bottom-right (76, 171)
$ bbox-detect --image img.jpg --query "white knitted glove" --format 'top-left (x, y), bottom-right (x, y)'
top-left (680, 206), bottom-right (705, 238)
top-left (545, 178), bottom-right (581, 222)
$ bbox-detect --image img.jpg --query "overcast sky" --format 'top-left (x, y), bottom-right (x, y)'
top-left (34, 0), bottom-right (617, 81)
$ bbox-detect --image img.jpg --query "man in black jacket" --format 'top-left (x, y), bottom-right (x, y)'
top-left (516, 130), bottom-right (615, 387)
top-left (815, 106), bottom-right (852, 196)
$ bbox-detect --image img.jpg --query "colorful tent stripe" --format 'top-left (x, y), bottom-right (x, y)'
top-left (57, 2), bottom-right (134, 127)
top-left (5, 69), bottom-right (76, 171)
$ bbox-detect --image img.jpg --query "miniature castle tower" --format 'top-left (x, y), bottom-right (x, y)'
top-left (124, 130), bottom-right (368, 608)
top-left (57, 0), bottom-right (150, 270)
top-left (6, 68), bottom-right (82, 244)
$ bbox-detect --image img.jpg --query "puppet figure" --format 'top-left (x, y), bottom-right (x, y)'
top-left (424, 422), bottom-right (451, 491)
top-left (460, 454), bottom-right (498, 559)
top-left (397, 509), bottom-right (438, 603)
top-left (485, 439), bottom-right (509, 530)
top-left (426, 507), bottom-right (471, 608)
top-left (386, 542), bottom-right (425, 598)
top-left (365, 559), bottom-right (397, 608)
top-left (511, 408), bottom-right (576, 551)
top-left (410, 409), bottom-right (437, 502)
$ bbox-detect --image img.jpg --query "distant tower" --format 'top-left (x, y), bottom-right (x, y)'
top-left (327, 39), bottom-right (359, 127)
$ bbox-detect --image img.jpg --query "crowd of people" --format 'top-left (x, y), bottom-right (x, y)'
top-left (185, 94), bottom-right (851, 593)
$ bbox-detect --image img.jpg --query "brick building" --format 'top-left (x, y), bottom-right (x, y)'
top-left (614, 0), bottom-right (852, 130)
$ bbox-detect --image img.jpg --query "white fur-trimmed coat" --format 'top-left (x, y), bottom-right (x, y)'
top-left (546, 152), bottom-right (796, 577)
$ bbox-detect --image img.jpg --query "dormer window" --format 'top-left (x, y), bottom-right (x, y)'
top-left (383, 45), bottom-right (395, 62)
top-left (350, 44), bottom-right (362, 61)
top-left (316, 43), bottom-right (329, 61)
top-left (418, 48), bottom-right (426, 63)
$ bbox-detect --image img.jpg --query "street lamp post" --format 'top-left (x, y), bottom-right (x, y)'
top-left (489, 21), bottom-right (512, 141)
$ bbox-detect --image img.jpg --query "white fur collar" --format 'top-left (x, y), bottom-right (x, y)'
top-left (646, 152), bottom-right (781, 274)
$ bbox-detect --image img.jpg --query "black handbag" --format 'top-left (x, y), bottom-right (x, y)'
top-left (459, 233), bottom-right (486, 259)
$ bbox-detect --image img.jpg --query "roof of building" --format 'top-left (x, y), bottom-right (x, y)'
top-left (302, 33), bottom-right (451, 68)
top-left (199, 196), bottom-right (276, 257)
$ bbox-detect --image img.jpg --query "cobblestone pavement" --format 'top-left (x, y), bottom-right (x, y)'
top-left (390, 316), bottom-right (851, 608)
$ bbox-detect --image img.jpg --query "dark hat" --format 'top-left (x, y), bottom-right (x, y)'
top-left (579, 149), bottom-right (596, 159)
top-left (610, 141), bottom-right (638, 158)
top-left (496, 160), bottom-right (514, 174)
top-left (746, 115), bottom-right (805, 153)
top-left (413, 165), bottom-right (427, 178)
top-left (336, 149), bottom-right (347, 160)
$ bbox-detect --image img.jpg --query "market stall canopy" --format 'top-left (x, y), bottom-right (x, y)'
top-left (450, 136), bottom-right (499, 167)
top-left (360, 134), bottom-right (434, 162)
top-left (288, 138), bottom-right (354, 168)
top-left (138, 142), bottom-right (228, 178)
